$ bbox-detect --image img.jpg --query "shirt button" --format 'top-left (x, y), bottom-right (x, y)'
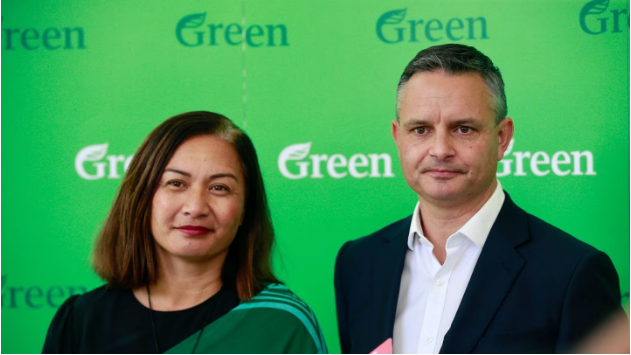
top-left (423, 335), bottom-right (433, 343)
top-left (436, 279), bottom-right (445, 286)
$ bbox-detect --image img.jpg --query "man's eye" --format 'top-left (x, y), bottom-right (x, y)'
top-left (413, 127), bottom-right (428, 134)
top-left (457, 126), bottom-right (472, 134)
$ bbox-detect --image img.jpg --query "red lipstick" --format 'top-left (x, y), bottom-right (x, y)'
top-left (177, 226), bottom-right (211, 236)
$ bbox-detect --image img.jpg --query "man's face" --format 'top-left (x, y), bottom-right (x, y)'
top-left (392, 70), bottom-right (513, 206)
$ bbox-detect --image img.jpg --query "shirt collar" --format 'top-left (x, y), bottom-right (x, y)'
top-left (407, 180), bottom-right (506, 250)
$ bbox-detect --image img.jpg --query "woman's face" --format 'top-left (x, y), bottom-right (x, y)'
top-left (151, 135), bottom-right (245, 263)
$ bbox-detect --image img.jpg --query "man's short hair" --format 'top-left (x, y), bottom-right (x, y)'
top-left (396, 44), bottom-right (507, 125)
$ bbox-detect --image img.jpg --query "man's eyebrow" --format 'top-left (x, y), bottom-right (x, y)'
top-left (163, 169), bottom-right (238, 181)
top-left (403, 118), bottom-right (481, 129)
top-left (403, 119), bottom-right (430, 128)
top-left (451, 118), bottom-right (478, 125)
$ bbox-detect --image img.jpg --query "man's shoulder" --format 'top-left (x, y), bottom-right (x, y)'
top-left (523, 212), bottom-right (597, 259)
top-left (340, 215), bottom-right (412, 257)
top-left (500, 193), bottom-right (598, 259)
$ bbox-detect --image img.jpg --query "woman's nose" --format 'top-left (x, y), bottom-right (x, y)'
top-left (182, 188), bottom-right (211, 218)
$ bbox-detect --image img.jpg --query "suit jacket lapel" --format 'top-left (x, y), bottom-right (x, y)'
top-left (440, 193), bottom-right (529, 354)
top-left (375, 216), bottom-right (411, 346)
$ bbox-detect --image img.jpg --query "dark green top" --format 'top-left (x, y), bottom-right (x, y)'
top-left (167, 283), bottom-right (327, 354)
top-left (42, 285), bottom-right (239, 353)
top-left (42, 283), bottom-right (327, 354)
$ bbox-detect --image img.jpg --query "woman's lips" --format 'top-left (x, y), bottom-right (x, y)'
top-left (177, 226), bottom-right (211, 236)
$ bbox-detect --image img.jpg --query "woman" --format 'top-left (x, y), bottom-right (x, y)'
top-left (43, 111), bottom-right (327, 354)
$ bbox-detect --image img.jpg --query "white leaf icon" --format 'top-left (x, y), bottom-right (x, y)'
top-left (80, 143), bottom-right (109, 161)
top-left (278, 143), bottom-right (312, 179)
top-left (284, 142), bottom-right (312, 160)
top-left (75, 143), bottom-right (109, 180)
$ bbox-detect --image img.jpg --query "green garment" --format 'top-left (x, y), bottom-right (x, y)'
top-left (166, 284), bottom-right (327, 354)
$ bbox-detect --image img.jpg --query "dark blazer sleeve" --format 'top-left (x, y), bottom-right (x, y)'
top-left (335, 241), bottom-right (351, 354)
top-left (556, 249), bottom-right (622, 353)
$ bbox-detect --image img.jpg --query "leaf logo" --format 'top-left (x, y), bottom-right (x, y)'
top-left (80, 143), bottom-right (109, 161)
top-left (583, 0), bottom-right (609, 15)
top-left (179, 13), bottom-right (206, 29)
top-left (283, 142), bottom-right (311, 161)
top-left (278, 143), bottom-right (312, 179)
top-left (379, 9), bottom-right (407, 25)
top-left (75, 143), bottom-right (109, 180)
top-left (579, 0), bottom-right (610, 34)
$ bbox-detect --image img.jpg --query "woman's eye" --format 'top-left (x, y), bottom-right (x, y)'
top-left (167, 180), bottom-right (184, 188)
top-left (211, 185), bottom-right (229, 192)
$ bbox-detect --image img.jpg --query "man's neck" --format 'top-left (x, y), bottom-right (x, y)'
top-left (418, 181), bottom-right (498, 263)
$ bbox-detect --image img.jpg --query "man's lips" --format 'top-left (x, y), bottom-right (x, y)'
top-left (177, 226), bottom-right (211, 236)
top-left (422, 168), bottom-right (464, 178)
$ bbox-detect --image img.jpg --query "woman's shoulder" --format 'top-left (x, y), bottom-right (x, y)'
top-left (67, 284), bottom-right (130, 315)
top-left (252, 283), bottom-right (315, 312)
top-left (43, 285), bottom-right (121, 353)
top-left (50, 286), bottom-right (133, 326)
top-left (242, 283), bottom-right (316, 319)
top-left (254, 283), bottom-right (312, 307)
top-left (242, 283), bottom-right (327, 353)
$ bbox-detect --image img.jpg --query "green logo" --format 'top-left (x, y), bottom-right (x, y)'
top-left (278, 142), bottom-right (395, 179)
top-left (2, 18), bottom-right (86, 51)
top-left (175, 12), bottom-right (289, 47)
top-left (497, 139), bottom-right (596, 177)
top-left (2, 275), bottom-right (86, 309)
top-left (75, 143), bottom-right (134, 180)
top-left (579, 0), bottom-right (629, 34)
top-left (376, 8), bottom-right (488, 44)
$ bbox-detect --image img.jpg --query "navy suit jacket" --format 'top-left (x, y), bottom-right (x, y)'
top-left (334, 193), bottom-right (622, 353)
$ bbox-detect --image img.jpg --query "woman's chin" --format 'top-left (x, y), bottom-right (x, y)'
top-left (165, 245), bottom-right (227, 263)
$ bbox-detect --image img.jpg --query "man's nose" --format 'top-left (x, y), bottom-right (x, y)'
top-left (429, 130), bottom-right (455, 160)
top-left (182, 188), bottom-right (211, 218)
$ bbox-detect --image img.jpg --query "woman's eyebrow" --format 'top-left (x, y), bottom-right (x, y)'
top-left (164, 168), bottom-right (238, 181)
top-left (164, 168), bottom-right (190, 177)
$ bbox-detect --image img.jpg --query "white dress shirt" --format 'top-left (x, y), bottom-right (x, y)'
top-left (393, 181), bottom-right (505, 354)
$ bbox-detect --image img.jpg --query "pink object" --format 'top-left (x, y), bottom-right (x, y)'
top-left (370, 338), bottom-right (393, 354)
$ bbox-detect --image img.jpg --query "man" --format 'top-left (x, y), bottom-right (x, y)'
top-left (334, 44), bottom-right (622, 354)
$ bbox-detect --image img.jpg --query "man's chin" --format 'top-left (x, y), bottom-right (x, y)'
top-left (416, 184), bottom-right (465, 202)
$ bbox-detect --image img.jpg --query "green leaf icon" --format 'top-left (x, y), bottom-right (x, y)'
top-left (381, 9), bottom-right (407, 25)
top-left (585, 0), bottom-right (609, 15)
top-left (180, 13), bottom-right (206, 29)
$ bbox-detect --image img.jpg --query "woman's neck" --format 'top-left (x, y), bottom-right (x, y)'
top-left (134, 250), bottom-right (227, 311)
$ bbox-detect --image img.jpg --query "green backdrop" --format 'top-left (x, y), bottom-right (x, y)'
top-left (2, 0), bottom-right (629, 353)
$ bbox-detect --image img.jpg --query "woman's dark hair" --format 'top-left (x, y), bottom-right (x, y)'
top-left (93, 111), bottom-right (279, 300)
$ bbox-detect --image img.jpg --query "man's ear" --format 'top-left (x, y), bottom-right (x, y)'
top-left (497, 117), bottom-right (514, 161)
top-left (392, 119), bottom-right (400, 148)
